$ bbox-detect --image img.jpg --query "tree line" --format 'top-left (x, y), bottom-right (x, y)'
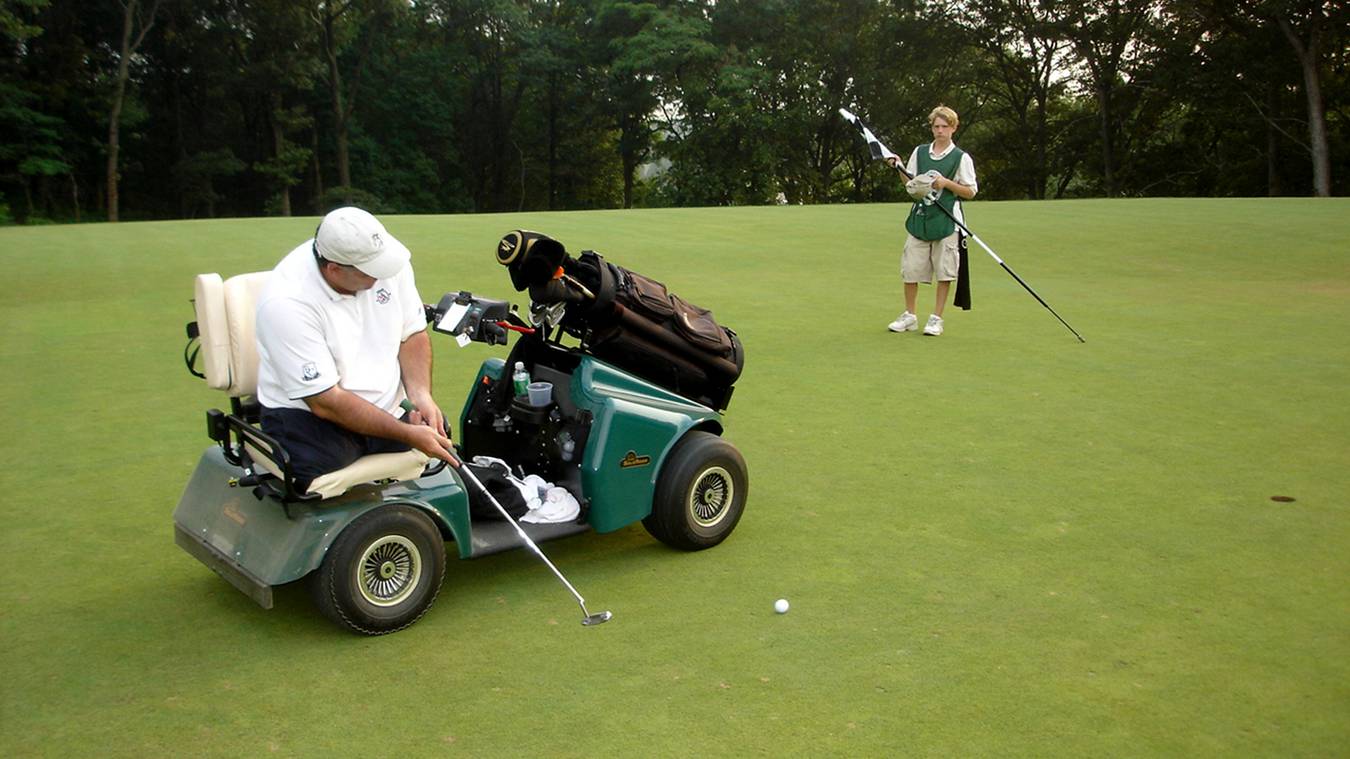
top-left (2, 0), bottom-right (1344, 224)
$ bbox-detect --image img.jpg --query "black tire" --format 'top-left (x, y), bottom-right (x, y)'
top-left (643, 431), bottom-right (748, 551)
top-left (310, 504), bottom-right (446, 635)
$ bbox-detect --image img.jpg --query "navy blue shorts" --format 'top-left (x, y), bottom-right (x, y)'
top-left (260, 406), bottom-right (411, 490)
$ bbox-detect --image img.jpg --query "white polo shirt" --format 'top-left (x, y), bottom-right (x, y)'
top-left (255, 241), bottom-right (426, 413)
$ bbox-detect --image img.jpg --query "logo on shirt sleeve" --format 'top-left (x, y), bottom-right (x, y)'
top-left (301, 363), bottom-right (320, 381)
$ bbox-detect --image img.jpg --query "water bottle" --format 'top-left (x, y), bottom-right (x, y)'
top-left (512, 361), bottom-right (529, 397)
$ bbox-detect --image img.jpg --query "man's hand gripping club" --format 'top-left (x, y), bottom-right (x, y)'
top-left (399, 398), bottom-right (460, 467)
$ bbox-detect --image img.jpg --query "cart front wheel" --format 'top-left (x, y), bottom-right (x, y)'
top-left (311, 505), bottom-right (446, 635)
top-left (644, 432), bottom-right (748, 551)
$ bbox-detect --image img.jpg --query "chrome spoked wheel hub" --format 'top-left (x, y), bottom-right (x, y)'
top-left (356, 535), bottom-right (422, 607)
top-left (688, 466), bottom-right (733, 528)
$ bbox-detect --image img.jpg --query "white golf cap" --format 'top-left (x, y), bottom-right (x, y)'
top-left (313, 207), bottom-right (411, 280)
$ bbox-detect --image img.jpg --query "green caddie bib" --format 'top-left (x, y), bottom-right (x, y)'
top-left (904, 144), bottom-right (965, 241)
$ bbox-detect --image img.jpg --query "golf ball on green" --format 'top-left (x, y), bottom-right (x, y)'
top-left (774, 599), bottom-right (789, 614)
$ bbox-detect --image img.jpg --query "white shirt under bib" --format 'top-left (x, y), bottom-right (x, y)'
top-left (906, 142), bottom-right (979, 227)
top-left (255, 241), bottom-right (425, 413)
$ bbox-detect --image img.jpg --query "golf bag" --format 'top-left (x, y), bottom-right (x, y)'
top-left (496, 231), bottom-right (744, 410)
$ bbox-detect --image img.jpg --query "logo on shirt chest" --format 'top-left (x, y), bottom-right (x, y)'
top-left (375, 288), bottom-right (391, 305)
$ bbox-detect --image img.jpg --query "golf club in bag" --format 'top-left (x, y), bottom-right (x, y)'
top-left (404, 401), bottom-right (612, 626)
top-left (839, 108), bottom-right (1086, 343)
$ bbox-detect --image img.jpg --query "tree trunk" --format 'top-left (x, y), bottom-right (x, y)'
top-left (335, 131), bottom-right (351, 200)
top-left (106, 1), bottom-right (136, 222)
top-left (320, 8), bottom-right (353, 203)
top-left (1054, 162), bottom-right (1077, 199)
top-left (70, 174), bottom-right (81, 222)
top-left (172, 64), bottom-right (188, 217)
top-left (546, 75), bottom-right (558, 210)
top-left (1266, 78), bottom-right (1281, 196)
top-left (271, 92), bottom-right (292, 216)
top-left (1277, 12), bottom-right (1331, 197)
top-left (1297, 51), bottom-right (1330, 196)
top-left (326, 48), bottom-right (352, 200)
top-left (105, 0), bottom-right (159, 221)
top-left (490, 49), bottom-right (505, 207)
top-left (311, 127), bottom-right (324, 209)
top-left (1097, 84), bottom-right (1117, 197)
top-left (622, 152), bottom-right (636, 209)
top-left (105, 0), bottom-right (158, 222)
top-left (620, 108), bottom-right (639, 209)
top-left (1034, 96), bottom-right (1048, 199)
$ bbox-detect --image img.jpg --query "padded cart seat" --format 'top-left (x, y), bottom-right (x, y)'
top-left (193, 271), bottom-right (428, 500)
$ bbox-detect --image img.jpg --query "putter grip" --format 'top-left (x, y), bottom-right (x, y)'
top-left (399, 399), bottom-right (459, 462)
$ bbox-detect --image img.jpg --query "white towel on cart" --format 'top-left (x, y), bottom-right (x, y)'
top-left (476, 466), bottom-right (578, 524)
top-left (518, 475), bottom-right (580, 524)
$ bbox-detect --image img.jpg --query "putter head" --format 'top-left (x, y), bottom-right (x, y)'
top-left (582, 611), bottom-right (612, 626)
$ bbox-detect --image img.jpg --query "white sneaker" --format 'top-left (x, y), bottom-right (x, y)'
top-left (888, 311), bottom-right (918, 333)
top-left (923, 314), bottom-right (944, 336)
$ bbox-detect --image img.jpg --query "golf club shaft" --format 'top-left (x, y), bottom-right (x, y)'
top-left (958, 227), bottom-right (1086, 344)
top-left (840, 108), bottom-right (1085, 342)
top-left (454, 462), bottom-right (590, 609)
top-left (404, 392), bottom-right (609, 624)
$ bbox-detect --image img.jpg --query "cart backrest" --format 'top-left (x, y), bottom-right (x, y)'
top-left (193, 271), bottom-right (271, 398)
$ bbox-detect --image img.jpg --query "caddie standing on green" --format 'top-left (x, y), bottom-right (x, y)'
top-left (887, 104), bottom-right (978, 337)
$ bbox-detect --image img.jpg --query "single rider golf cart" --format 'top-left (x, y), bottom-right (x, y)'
top-left (173, 230), bottom-right (748, 635)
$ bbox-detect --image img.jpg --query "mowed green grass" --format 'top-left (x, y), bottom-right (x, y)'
top-left (2, 198), bottom-right (1347, 757)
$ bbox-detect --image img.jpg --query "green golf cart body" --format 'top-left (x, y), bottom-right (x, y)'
top-left (174, 351), bottom-right (723, 598)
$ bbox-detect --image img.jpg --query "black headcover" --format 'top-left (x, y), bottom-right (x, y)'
top-left (497, 230), bottom-right (567, 292)
top-left (463, 461), bottom-right (529, 520)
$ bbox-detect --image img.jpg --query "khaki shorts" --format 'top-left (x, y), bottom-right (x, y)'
top-left (902, 232), bottom-right (960, 284)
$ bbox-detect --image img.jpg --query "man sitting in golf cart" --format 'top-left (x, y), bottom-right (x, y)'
top-left (254, 207), bottom-right (457, 492)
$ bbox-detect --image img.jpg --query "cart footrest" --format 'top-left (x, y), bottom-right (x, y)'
top-left (467, 519), bottom-right (591, 558)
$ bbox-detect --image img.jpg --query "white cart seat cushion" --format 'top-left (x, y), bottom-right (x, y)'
top-left (244, 429), bottom-right (431, 500)
top-left (193, 271), bottom-right (271, 397)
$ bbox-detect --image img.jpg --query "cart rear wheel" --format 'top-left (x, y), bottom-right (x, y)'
top-left (643, 431), bottom-right (748, 551)
top-left (310, 505), bottom-right (446, 635)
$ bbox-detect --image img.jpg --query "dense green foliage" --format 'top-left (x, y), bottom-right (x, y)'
top-left (1, 0), bottom-right (1346, 222)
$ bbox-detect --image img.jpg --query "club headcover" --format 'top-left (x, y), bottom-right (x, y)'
top-left (497, 230), bottom-right (567, 292)
top-left (906, 170), bottom-right (942, 204)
